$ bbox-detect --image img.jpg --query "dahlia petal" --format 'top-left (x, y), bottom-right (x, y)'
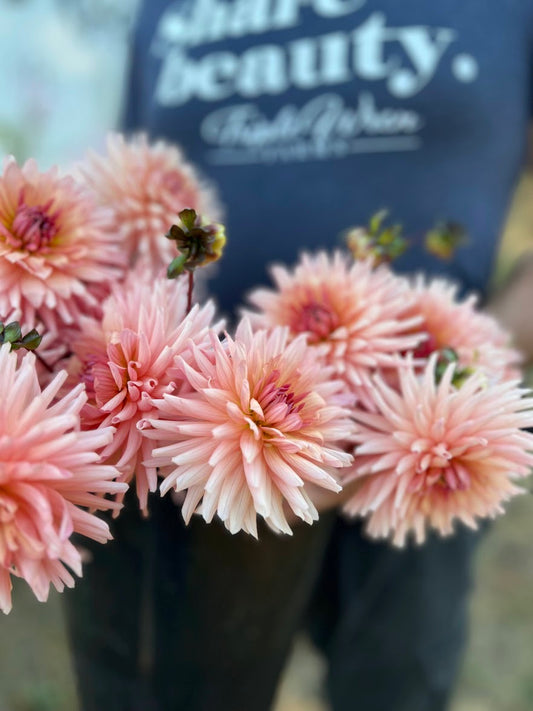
top-left (205, 454), bottom-right (242, 496)
top-left (174, 465), bottom-right (211, 492)
top-left (181, 486), bottom-right (204, 523)
top-left (243, 457), bottom-right (272, 518)
top-left (227, 486), bottom-right (255, 536)
top-left (240, 430), bottom-right (261, 463)
top-left (280, 452), bottom-right (341, 492)
top-left (0, 568), bottom-right (13, 614)
top-left (265, 494), bottom-right (293, 535)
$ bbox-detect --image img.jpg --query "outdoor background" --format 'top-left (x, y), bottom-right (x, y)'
top-left (1, 1), bottom-right (533, 709)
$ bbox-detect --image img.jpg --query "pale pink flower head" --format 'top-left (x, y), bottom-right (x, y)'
top-left (79, 133), bottom-right (220, 269)
top-left (0, 344), bottom-right (126, 614)
top-left (407, 277), bottom-right (522, 381)
top-left (144, 319), bottom-right (355, 537)
top-left (343, 355), bottom-right (533, 546)
top-left (70, 271), bottom-right (222, 515)
top-left (0, 157), bottom-right (124, 335)
top-left (245, 251), bottom-right (424, 404)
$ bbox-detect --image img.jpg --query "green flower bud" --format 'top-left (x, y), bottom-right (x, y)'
top-left (165, 208), bottom-right (226, 279)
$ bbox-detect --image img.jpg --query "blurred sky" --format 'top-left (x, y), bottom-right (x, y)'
top-left (0, 0), bottom-right (138, 168)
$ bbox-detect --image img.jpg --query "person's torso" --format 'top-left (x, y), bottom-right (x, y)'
top-left (125, 0), bottom-right (533, 315)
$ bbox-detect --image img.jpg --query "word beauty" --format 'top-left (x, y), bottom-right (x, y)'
top-left (155, 10), bottom-right (464, 105)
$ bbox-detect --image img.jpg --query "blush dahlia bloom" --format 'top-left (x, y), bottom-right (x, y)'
top-left (245, 252), bottom-right (423, 403)
top-left (70, 273), bottom-right (222, 514)
top-left (144, 320), bottom-right (355, 537)
top-left (0, 157), bottom-right (124, 335)
top-left (0, 344), bottom-right (126, 614)
top-left (343, 356), bottom-right (533, 546)
top-left (79, 133), bottom-right (220, 269)
top-left (408, 278), bottom-right (521, 380)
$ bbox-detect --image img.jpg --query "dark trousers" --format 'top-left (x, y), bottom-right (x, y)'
top-left (64, 493), bottom-right (479, 711)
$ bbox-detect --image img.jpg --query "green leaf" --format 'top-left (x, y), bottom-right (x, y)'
top-left (20, 329), bottom-right (43, 351)
top-left (369, 209), bottom-right (388, 235)
top-left (179, 208), bottom-right (198, 231)
top-left (165, 224), bottom-right (185, 241)
top-left (3, 321), bottom-right (22, 343)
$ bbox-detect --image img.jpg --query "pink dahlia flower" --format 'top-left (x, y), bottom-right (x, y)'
top-left (343, 355), bottom-right (533, 546)
top-left (0, 344), bottom-right (126, 614)
top-left (79, 133), bottom-right (220, 269)
top-left (0, 157), bottom-right (124, 335)
top-left (70, 272), bottom-right (222, 514)
top-left (407, 277), bottom-right (522, 380)
top-left (245, 252), bottom-right (424, 404)
top-left (144, 319), bottom-right (355, 537)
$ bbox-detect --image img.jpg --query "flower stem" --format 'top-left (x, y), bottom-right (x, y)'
top-left (187, 271), bottom-right (194, 314)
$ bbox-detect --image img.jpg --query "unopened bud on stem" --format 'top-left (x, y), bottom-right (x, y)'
top-left (166, 208), bottom-right (226, 279)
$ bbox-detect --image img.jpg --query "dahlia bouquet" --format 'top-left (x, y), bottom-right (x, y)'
top-left (1, 133), bottom-right (532, 614)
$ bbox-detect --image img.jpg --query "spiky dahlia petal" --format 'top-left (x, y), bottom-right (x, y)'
top-left (0, 344), bottom-right (126, 613)
top-left (343, 355), bottom-right (533, 546)
top-left (143, 319), bottom-right (355, 536)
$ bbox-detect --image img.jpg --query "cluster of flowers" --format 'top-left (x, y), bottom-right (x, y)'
top-left (1, 133), bottom-right (532, 614)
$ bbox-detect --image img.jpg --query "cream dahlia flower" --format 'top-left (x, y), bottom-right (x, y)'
top-left (79, 133), bottom-right (220, 269)
top-left (70, 272), bottom-right (222, 514)
top-left (0, 157), bottom-right (124, 335)
top-left (343, 356), bottom-right (533, 546)
top-left (245, 252), bottom-right (424, 403)
top-left (407, 277), bottom-right (522, 380)
top-left (144, 319), bottom-right (355, 537)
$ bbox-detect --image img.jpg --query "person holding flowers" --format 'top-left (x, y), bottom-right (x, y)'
top-left (27, 2), bottom-right (533, 710)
